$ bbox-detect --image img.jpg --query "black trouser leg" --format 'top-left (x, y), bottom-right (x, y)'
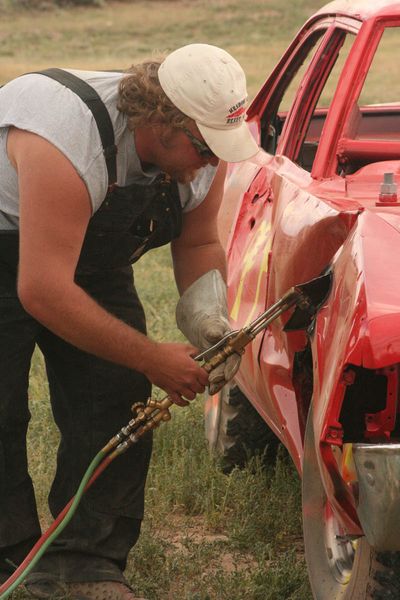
top-left (0, 259), bottom-right (42, 573)
top-left (32, 267), bottom-right (152, 582)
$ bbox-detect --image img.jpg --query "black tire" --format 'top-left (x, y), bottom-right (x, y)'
top-left (205, 384), bottom-right (281, 473)
top-left (302, 404), bottom-right (400, 599)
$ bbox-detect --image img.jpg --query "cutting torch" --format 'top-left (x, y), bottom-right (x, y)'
top-left (102, 271), bottom-right (332, 459)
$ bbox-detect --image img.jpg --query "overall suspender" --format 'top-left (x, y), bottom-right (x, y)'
top-left (33, 68), bottom-right (118, 187)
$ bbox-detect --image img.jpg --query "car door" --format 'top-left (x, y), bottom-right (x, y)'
top-left (226, 17), bottom-right (360, 466)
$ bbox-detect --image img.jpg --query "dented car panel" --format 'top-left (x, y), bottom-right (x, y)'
top-left (227, 154), bottom-right (359, 471)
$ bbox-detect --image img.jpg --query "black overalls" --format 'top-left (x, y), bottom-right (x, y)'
top-left (0, 69), bottom-right (182, 583)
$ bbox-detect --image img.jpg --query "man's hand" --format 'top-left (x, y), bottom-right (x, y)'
top-left (176, 270), bottom-right (241, 395)
top-left (142, 342), bottom-right (209, 406)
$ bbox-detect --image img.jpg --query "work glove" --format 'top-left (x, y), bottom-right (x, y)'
top-left (176, 269), bottom-right (241, 394)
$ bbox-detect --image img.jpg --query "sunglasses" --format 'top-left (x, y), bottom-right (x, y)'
top-left (182, 127), bottom-right (216, 159)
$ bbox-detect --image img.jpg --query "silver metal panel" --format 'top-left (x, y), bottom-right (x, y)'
top-left (353, 443), bottom-right (400, 551)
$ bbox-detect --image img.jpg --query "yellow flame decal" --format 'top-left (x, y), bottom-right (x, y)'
top-left (244, 235), bottom-right (272, 325)
top-left (230, 221), bottom-right (271, 322)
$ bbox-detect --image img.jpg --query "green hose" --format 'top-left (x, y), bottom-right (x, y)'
top-left (0, 448), bottom-right (107, 599)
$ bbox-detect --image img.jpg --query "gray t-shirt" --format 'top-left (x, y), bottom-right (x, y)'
top-left (0, 69), bottom-right (216, 230)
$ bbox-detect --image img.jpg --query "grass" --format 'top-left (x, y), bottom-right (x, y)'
top-left (3, 0), bottom-right (391, 598)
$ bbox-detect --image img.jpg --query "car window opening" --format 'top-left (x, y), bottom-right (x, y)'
top-left (337, 26), bottom-right (400, 175)
top-left (296, 31), bottom-right (355, 173)
top-left (260, 29), bottom-right (327, 156)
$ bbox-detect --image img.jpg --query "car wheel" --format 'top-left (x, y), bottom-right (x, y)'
top-left (204, 384), bottom-right (281, 473)
top-left (302, 404), bottom-right (400, 599)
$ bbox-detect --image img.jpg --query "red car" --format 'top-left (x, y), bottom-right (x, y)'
top-left (205, 1), bottom-right (400, 598)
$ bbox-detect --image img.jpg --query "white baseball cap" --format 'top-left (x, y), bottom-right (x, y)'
top-left (158, 43), bottom-right (259, 163)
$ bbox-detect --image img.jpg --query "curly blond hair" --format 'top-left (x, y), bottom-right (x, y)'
top-left (117, 60), bottom-right (191, 131)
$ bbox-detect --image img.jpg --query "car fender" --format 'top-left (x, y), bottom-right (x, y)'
top-left (311, 209), bottom-right (400, 532)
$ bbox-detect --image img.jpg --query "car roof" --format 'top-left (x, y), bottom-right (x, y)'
top-left (316, 0), bottom-right (400, 20)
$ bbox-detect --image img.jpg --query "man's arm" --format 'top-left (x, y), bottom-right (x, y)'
top-left (172, 162), bottom-right (241, 393)
top-left (8, 127), bottom-right (208, 404)
top-left (171, 161), bottom-right (227, 294)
